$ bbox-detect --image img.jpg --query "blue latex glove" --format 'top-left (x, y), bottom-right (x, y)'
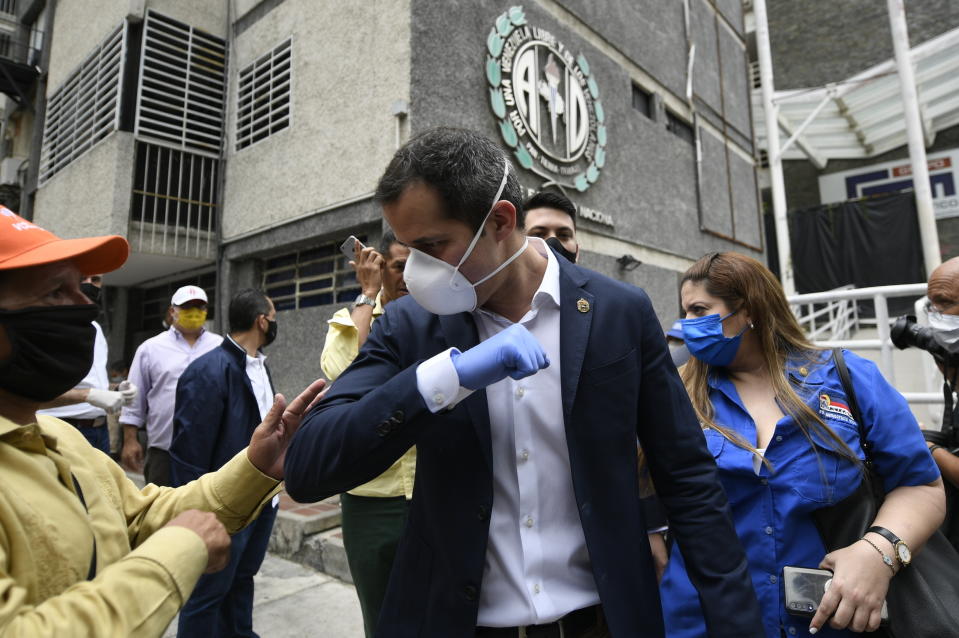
top-left (450, 323), bottom-right (550, 390)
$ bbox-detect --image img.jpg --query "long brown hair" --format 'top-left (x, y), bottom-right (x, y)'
top-left (680, 252), bottom-right (859, 471)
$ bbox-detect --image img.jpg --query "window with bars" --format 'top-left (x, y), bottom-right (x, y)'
top-left (236, 38), bottom-right (292, 151)
top-left (138, 271), bottom-right (216, 331)
top-left (39, 25), bottom-right (123, 184)
top-left (135, 11), bottom-right (227, 155)
top-left (263, 238), bottom-right (364, 312)
top-left (131, 141), bottom-right (218, 257)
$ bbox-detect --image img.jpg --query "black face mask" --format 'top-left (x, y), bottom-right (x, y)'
top-left (80, 283), bottom-right (101, 305)
top-left (545, 236), bottom-right (577, 263)
top-left (264, 319), bottom-right (278, 347)
top-left (0, 304), bottom-right (98, 402)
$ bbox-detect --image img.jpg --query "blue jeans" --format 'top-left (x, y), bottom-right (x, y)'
top-left (176, 503), bottom-right (278, 638)
top-left (74, 423), bottom-right (110, 455)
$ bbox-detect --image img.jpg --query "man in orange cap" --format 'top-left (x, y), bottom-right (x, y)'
top-left (0, 206), bottom-right (325, 636)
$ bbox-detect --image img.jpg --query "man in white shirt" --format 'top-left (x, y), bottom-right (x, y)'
top-left (120, 285), bottom-right (222, 485)
top-left (285, 128), bottom-right (763, 637)
top-left (169, 288), bottom-right (279, 637)
top-left (38, 274), bottom-right (136, 453)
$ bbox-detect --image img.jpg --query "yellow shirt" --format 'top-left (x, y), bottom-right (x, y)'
top-left (0, 413), bottom-right (280, 637)
top-left (320, 297), bottom-right (416, 499)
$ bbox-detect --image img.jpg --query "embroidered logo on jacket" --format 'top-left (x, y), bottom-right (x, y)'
top-left (819, 393), bottom-right (856, 424)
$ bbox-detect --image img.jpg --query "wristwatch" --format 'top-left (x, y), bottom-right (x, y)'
top-left (867, 526), bottom-right (912, 568)
top-left (352, 293), bottom-right (376, 310)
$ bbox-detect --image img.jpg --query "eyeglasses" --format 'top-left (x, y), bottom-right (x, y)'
top-left (923, 299), bottom-right (959, 318)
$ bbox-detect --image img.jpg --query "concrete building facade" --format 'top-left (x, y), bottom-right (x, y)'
top-left (1, 0), bottom-right (762, 394)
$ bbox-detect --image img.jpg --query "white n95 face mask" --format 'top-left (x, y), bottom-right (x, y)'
top-left (929, 309), bottom-right (959, 352)
top-left (403, 159), bottom-right (529, 315)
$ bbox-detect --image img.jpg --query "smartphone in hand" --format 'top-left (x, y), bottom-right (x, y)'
top-left (339, 235), bottom-right (365, 263)
top-left (783, 566), bottom-right (888, 624)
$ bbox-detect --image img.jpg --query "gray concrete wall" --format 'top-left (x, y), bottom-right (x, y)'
top-left (33, 132), bottom-right (135, 238)
top-left (46, 0), bottom-right (127, 91)
top-left (767, 0), bottom-right (959, 90)
top-left (408, 0), bottom-right (761, 322)
top-left (221, 0), bottom-right (411, 240)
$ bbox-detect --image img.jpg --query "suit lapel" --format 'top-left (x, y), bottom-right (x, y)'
top-left (558, 260), bottom-right (593, 427)
top-left (437, 313), bottom-right (493, 472)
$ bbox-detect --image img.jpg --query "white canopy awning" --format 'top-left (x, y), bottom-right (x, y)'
top-left (752, 26), bottom-right (959, 169)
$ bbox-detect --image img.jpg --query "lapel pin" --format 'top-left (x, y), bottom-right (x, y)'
top-left (799, 366), bottom-right (809, 377)
top-left (577, 298), bottom-right (590, 313)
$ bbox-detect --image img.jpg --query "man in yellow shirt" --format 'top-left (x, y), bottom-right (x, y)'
top-left (321, 231), bottom-right (414, 638)
top-left (0, 208), bottom-right (325, 637)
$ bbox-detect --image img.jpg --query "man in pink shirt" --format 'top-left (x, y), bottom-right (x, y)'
top-left (120, 286), bottom-right (222, 485)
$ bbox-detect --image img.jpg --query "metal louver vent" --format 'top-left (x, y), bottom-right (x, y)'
top-left (39, 25), bottom-right (124, 184)
top-left (236, 38), bottom-right (292, 151)
top-left (135, 11), bottom-right (226, 156)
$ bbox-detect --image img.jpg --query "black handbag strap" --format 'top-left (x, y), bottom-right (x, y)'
top-left (831, 348), bottom-right (874, 466)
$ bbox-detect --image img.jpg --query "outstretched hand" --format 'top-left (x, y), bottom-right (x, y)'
top-left (247, 379), bottom-right (328, 480)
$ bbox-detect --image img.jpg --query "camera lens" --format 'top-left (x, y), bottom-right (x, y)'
top-left (892, 315), bottom-right (953, 362)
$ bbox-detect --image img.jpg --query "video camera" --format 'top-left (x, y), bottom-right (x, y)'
top-left (891, 315), bottom-right (959, 449)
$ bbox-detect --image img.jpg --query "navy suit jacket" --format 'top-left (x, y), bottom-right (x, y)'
top-left (285, 254), bottom-right (763, 637)
top-left (170, 338), bottom-right (274, 485)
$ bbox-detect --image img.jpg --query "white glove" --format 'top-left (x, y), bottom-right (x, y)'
top-left (86, 388), bottom-right (125, 414)
top-left (117, 380), bottom-right (138, 406)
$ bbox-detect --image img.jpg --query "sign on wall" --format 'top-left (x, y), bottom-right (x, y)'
top-left (486, 6), bottom-right (607, 192)
top-left (818, 149), bottom-right (959, 219)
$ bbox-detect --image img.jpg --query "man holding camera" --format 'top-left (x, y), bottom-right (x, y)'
top-left (918, 257), bottom-right (959, 548)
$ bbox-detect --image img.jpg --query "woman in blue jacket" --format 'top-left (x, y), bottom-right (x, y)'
top-left (660, 252), bottom-right (945, 637)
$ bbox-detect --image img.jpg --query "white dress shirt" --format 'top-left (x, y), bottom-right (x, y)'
top-left (416, 238), bottom-right (599, 627)
top-left (39, 321), bottom-right (110, 420)
top-left (229, 336), bottom-right (274, 421)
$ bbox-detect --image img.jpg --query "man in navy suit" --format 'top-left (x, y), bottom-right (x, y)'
top-left (285, 128), bottom-right (763, 637)
top-left (171, 289), bottom-right (280, 637)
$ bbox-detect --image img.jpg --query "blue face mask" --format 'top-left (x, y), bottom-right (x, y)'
top-left (680, 310), bottom-right (750, 367)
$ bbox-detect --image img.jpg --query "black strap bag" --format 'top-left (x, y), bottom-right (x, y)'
top-left (811, 348), bottom-right (959, 637)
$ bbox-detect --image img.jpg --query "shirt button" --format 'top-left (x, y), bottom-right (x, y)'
top-left (776, 435), bottom-right (783, 442)
top-left (432, 393), bottom-right (445, 405)
top-left (516, 387), bottom-right (526, 398)
top-left (760, 478), bottom-right (768, 485)
top-left (533, 584), bottom-right (541, 594)
top-left (788, 628), bottom-right (797, 635)
top-left (520, 449), bottom-right (530, 461)
top-left (525, 517), bottom-right (534, 528)
top-left (765, 526), bottom-right (773, 535)
top-left (769, 574), bottom-right (778, 584)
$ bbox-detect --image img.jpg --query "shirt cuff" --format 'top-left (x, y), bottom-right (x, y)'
top-left (647, 525), bottom-right (669, 534)
top-left (125, 525), bottom-right (208, 603)
top-left (416, 348), bottom-right (474, 413)
top-left (209, 450), bottom-right (283, 517)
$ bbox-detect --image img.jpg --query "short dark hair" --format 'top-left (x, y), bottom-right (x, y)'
top-left (374, 127), bottom-right (524, 232)
top-left (228, 288), bottom-right (272, 332)
top-left (379, 230), bottom-right (401, 255)
top-left (520, 190), bottom-right (577, 229)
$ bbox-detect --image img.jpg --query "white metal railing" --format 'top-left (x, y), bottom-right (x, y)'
top-left (789, 283), bottom-right (942, 408)
top-left (792, 283), bottom-right (857, 342)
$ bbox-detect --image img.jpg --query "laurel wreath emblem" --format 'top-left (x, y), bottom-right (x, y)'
top-left (486, 6), bottom-right (607, 191)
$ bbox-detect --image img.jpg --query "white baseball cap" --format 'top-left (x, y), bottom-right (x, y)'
top-left (171, 285), bottom-right (208, 306)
